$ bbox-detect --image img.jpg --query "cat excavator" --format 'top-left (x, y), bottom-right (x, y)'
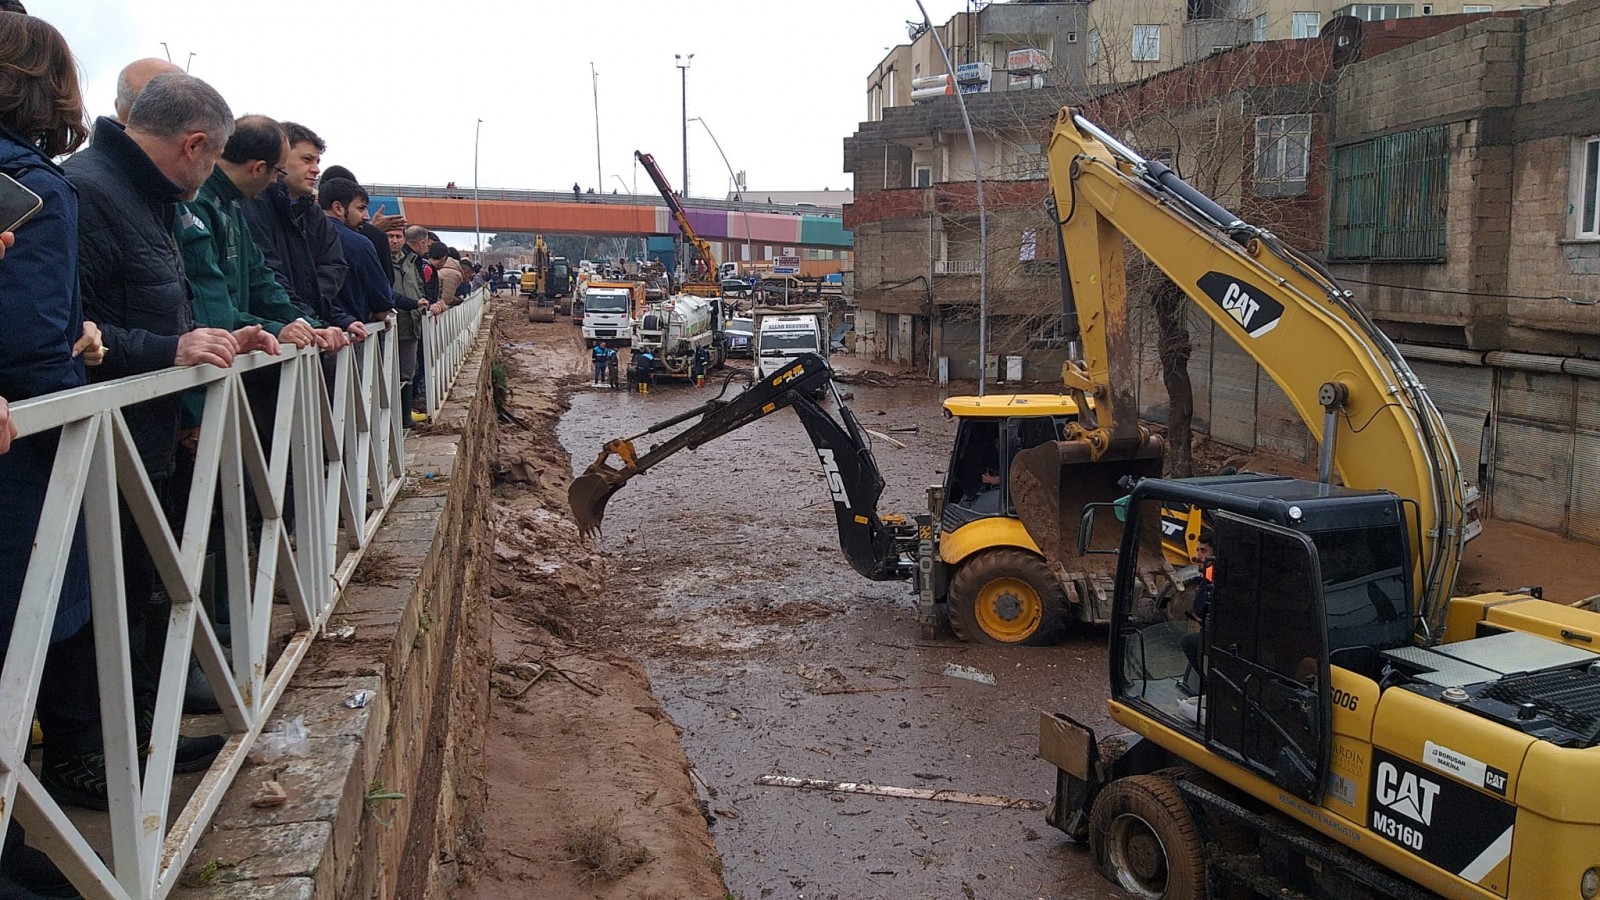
top-left (1027, 109), bottom-right (1600, 899)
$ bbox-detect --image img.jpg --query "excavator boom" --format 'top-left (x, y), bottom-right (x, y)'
top-left (568, 353), bottom-right (913, 582)
top-left (1021, 109), bottom-right (1467, 639)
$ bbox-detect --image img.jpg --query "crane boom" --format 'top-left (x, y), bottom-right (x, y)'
top-left (635, 150), bottom-right (719, 294)
top-left (1023, 109), bottom-right (1467, 640)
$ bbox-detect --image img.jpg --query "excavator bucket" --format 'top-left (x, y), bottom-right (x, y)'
top-left (567, 443), bottom-right (640, 536)
top-left (1010, 438), bottom-right (1166, 576)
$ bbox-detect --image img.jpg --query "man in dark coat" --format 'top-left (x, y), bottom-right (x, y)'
top-left (61, 71), bottom-right (264, 808)
top-left (243, 122), bottom-right (362, 342)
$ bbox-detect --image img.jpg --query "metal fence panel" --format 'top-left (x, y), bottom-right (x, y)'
top-left (0, 307), bottom-right (485, 898)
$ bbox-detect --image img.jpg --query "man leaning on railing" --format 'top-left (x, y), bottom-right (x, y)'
top-left (59, 70), bottom-right (258, 811)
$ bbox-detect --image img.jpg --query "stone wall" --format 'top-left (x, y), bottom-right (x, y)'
top-left (177, 318), bottom-right (498, 899)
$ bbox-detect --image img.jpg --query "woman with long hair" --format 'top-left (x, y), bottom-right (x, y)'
top-left (0, 11), bottom-right (100, 896)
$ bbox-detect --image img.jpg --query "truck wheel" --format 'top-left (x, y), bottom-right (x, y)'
top-left (1088, 774), bottom-right (1205, 900)
top-left (947, 549), bottom-right (1065, 645)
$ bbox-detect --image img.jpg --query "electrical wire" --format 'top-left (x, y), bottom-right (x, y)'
top-left (1338, 276), bottom-right (1586, 305)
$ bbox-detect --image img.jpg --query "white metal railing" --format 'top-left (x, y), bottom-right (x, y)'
top-left (0, 311), bottom-right (479, 898)
top-left (421, 288), bottom-right (487, 417)
top-left (934, 258), bottom-right (982, 275)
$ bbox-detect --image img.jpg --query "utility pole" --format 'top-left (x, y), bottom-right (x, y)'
top-left (914, 1), bottom-right (988, 395)
top-left (590, 63), bottom-right (603, 194)
top-left (473, 118), bottom-right (483, 256)
top-left (674, 53), bottom-right (694, 281)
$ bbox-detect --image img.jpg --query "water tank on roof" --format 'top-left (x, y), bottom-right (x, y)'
top-left (910, 74), bottom-right (954, 102)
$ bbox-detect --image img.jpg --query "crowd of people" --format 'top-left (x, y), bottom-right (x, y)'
top-left (0, 11), bottom-right (490, 894)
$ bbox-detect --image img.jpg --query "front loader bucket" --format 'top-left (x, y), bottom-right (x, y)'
top-left (568, 445), bottom-right (640, 536)
top-left (1010, 438), bottom-right (1166, 576)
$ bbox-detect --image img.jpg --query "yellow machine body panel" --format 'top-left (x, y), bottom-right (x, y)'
top-left (942, 394), bottom-right (1082, 418)
top-left (937, 517), bottom-right (1041, 566)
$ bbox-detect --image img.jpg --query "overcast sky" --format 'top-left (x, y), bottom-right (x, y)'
top-left (34, 0), bottom-right (970, 199)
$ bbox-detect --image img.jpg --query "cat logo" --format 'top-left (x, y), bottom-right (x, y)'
top-left (1375, 761), bottom-right (1441, 826)
top-left (1197, 272), bottom-right (1285, 339)
top-left (817, 448), bottom-right (852, 509)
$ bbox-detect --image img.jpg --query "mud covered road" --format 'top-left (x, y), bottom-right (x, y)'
top-left (558, 363), bottom-right (1125, 900)
top-left (477, 309), bottom-right (1596, 900)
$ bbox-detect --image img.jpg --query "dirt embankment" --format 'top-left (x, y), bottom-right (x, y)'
top-left (464, 307), bottom-right (727, 900)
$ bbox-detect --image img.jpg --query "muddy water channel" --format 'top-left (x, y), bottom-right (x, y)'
top-left (557, 371), bottom-right (1127, 900)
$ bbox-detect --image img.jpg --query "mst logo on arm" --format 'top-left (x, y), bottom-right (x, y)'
top-left (1196, 272), bottom-right (1286, 338)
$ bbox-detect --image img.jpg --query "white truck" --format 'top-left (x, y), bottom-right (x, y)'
top-left (753, 304), bottom-right (829, 379)
top-left (632, 293), bottom-right (725, 378)
top-left (582, 281), bottom-right (643, 347)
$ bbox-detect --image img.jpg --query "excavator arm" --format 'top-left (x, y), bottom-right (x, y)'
top-left (635, 150), bottom-right (719, 288)
top-left (1017, 109), bottom-right (1466, 639)
top-left (568, 353), bottom-right (914, 582)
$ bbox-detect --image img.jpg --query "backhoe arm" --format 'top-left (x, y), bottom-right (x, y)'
top-left (568, 353), bottom-right (912, 582)
top-left (1036, 108), bottom-right (1466, 638)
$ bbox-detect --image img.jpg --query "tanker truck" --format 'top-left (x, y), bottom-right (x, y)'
top-left (631, 293), bottom-right (725, 379)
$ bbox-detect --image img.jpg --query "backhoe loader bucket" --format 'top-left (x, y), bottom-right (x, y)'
top-left (568, 442), bottom-right (639, 536)
top-left (1009, 438), bottom-right (1166, 576)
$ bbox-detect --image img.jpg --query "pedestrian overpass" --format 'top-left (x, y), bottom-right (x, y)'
top-left (363, 184), bottom-right (853, 250)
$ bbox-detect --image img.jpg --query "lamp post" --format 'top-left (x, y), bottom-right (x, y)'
top-left (913, 1), bottom-right (988, 395)
top-left (674, 53), bottom-right (694, 281)
top-left (689, 116), bottom-right (751, 273)
top-left (590, 63), bottom-right (603, 194)
top-left (473, 118), bottom-right (483, 257)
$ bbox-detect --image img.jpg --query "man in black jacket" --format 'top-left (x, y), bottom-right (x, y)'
top-left (244, 122), bottom-right (361, 345)
top-left (61, 71), bottom-right (265, 808)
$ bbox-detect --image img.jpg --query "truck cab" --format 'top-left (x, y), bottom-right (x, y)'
top-left (582, 281), bottom-right (640, 347)
top-left (754, 305), bottom-right (828, 379)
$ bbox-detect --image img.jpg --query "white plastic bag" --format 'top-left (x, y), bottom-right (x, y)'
top-left (249, 716), bottom-right (310, 764)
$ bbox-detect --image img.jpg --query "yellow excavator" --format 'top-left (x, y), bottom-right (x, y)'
top-left (1029, 109), bottom-right (1600, 899)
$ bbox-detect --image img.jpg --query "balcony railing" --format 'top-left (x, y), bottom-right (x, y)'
top-left (0, 290), bottom-right (489, 898)
top-left (934, 258), bottom-right (982, 275)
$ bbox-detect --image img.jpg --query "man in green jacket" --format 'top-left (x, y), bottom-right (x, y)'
top-left (389, 226), bottom-right (429, 426)
top-left (178, 115), bottom-right (335, 352)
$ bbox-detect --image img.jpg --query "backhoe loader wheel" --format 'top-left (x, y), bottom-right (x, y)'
top-left (1089, 774), bottom-right (1206, 900)
top-left (947, 549), bottom-right (1065, 645)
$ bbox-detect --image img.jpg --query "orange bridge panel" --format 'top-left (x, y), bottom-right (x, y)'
top-left (400, 198), bottom-right (660, 235)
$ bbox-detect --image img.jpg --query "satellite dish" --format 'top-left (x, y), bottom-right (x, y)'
top-left (1322, 15), bottom-right (1364, 66)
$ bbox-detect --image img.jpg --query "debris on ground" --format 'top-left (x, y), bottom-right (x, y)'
top-left (941, 663), bottom-right (997, 685)
top-left (559, 817), bottom-right (651, 883)
top-left (755, 775), bottom-right (1047, 811)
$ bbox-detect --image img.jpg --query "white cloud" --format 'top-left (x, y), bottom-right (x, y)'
top-left (33, 0), bottom-right (970, 197)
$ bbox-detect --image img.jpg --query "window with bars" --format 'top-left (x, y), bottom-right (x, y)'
top-left (1133, 25), bottom-right (1161, 61)
top-left (1329, 125), bottom-right (1450, 261)
top-left (1254, 114), bottom-right (1312, 196)
top-left (1576, 136), bottom-right (1600, 239)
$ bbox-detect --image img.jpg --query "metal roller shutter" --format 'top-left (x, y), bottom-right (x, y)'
top-left (1491, 370), bottom-right (1574, 533)
top-left (1407, 360), bottom-right (1493, 488)
top-left (1209, 325), bottom-right (1258, 451)
top-left (1569, 377), bottom-right (1600, 544)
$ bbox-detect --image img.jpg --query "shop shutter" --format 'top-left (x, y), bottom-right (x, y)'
top-left (1491, 370), bottom-right (1574, 533)
top-left (1407, 360), bottom-right (1493, 488)
top-left (1209, 327), bottom-right (1258, 450)
top-left (1568, 376), bottom-right (1600, 543)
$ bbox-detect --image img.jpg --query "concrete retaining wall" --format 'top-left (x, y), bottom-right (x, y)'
top-left (176, 318), bottom-right (498, 899)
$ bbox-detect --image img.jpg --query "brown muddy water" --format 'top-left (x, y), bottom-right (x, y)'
top-left (557, 368), bottom-right (1128, 900)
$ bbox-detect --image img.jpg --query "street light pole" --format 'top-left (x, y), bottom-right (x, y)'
top-left (590, 62), bottom-right (603, 194)
top-left (690, 117), bottom-right (751, 273)
top-left (675, 53), bottom-right (693, 198)
top-left (473, 118), bottom-right (483, 257)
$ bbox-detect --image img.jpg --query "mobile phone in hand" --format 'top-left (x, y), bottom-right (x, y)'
top-left (0, 172), bottom-right (43, 233)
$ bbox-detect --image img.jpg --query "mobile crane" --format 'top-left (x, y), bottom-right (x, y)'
top-left (1028, 109), bottom-right (1600, 900)
top-left (635, 150), bottom-right (721, 298)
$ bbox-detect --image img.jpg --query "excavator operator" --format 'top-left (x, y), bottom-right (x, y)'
top-left (1180, 529), bottom-right (1216, 676)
